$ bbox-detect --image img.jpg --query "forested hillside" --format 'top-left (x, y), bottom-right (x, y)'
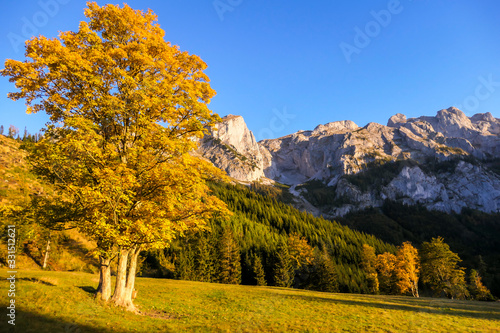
top-left (152, 181), bottom-right (396, 294)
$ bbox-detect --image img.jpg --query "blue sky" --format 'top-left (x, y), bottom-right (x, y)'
top-left (1, 0), bottom-right (500, 140)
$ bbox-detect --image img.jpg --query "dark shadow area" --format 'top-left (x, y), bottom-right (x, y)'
top-left (1, 308), bottom-right (143, 333)
top-left (19, 277), bottom-right (56, 286)
top-left (78, 286), bottom-right (97, 295)
top-left (280, 293), bottom-right (500, 322)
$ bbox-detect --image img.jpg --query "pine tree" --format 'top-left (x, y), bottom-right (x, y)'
top-left (252, 253), bottom-right (267, 286)
top-left (311, 249), bottom-right (338, 292)
top-left (218, 227), bottom-right (241, 284)
top-left (273, 240), bottom-right (294, 288)
top-left (194, 233), bottom-right (215, 282)
top-left (0, 125), bottom-right (4, 136)
top-left (176, 245), bottom-right (195, 281)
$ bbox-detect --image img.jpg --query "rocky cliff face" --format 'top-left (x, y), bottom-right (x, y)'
top-left (199, 108), bottom-right (500, 215)
top-left (197, 115), bottom-right (265, 182)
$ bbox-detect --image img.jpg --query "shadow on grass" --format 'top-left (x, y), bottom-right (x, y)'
top-left (7, 308), bottom-right (147, 333)
top-left (19, 278), bottom-right (56, 286)
top-left (78, 286), bottom-right (97, 295)
top-left (280, 293), bottom-right (500, 321)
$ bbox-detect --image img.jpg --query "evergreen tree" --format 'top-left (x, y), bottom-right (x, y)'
top-left (176, 244), bottom-right (195, 281)
top-left (194, 233), bottom-right (215, 282)
top-left (252, 253), bottom-right (267, 286)
top-left (0, 125), bottom-right (4, 136)
top-left (218, 227), bottom-right (241, 284)
top-left (273, 240), bottom-right (294, 288)
top-left (311, 249), bottom-right (338, 292)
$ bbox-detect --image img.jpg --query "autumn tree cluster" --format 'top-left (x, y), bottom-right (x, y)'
top-left (361, 237), bottom-right (493, 300)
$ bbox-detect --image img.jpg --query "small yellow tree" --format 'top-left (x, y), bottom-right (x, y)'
top-left (376, 252), bottom-right (397, 294)
top-left (394, 242), bottom-right (420, 297)
top-left (288, 233), bottom-right (315, 269)
top-left (468, 269), bottom-right (494, 301)
top-left (2, 2), bottom-right (229, 311)
top-left (361, 244), bottom-right (379, 294)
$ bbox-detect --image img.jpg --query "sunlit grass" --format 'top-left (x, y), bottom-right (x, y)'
top-left (1, 269), bottom-right (499, 332)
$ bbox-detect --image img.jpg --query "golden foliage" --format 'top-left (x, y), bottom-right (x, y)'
top-left (1, 2), bottom-right (230, 258)
top-left (394, 242), bottom-right (419, 297)
top-left (288, 233), bottom-right (314, 269)
top-left (376, 252), bottom-right (397, 294)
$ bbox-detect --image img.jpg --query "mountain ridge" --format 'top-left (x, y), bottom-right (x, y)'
top-left (198, 107), bottom-right (500, 216)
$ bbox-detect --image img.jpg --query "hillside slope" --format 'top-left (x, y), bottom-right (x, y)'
top-left (0, 136), bottom-right (98, 272)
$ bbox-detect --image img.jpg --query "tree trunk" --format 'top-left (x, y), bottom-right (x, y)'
top-left (123, 246), bottom-right (141, 312)
top-left (96, 256), bottom-right (112, 301)
top-left (111, 248), bottom-right (130, 306)
top-left (110, 246), bottom-right (142, 312)
top-left (42, 234), bottom-right (51, 269)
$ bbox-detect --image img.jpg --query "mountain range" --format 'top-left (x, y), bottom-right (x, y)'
top-left (197, 107), bottom-right (500, 217)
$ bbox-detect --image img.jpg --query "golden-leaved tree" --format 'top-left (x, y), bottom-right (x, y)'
top-left (361, 244), bottom-right (379, 294)
top-left (1, 2), bottom-right (230, 311)
top-left (394, 242), bottom-right (419, 297)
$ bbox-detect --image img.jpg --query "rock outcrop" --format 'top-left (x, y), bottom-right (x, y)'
top-left (197, 115), bottom-right (265, 182)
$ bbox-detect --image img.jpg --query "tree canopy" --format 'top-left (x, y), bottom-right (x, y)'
top-left (1, 2), bottom-right (229, 311)
top-left (420, 237), bottom-right (467, 299)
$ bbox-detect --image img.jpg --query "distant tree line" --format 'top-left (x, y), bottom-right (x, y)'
top-left (0, 124), bottom-right (41, 142)
top-left (141, 181), bottom-right (396, 293)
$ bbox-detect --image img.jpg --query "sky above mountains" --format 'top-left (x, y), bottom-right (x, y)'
top-left (1, 0), bottom-right (499, 140)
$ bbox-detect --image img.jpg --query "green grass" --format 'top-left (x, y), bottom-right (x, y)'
top-left (1, 270), bottom-right (499, 332)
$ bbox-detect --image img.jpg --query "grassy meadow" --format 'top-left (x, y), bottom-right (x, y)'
top-left (1, 269), bottom-right (499, 332)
